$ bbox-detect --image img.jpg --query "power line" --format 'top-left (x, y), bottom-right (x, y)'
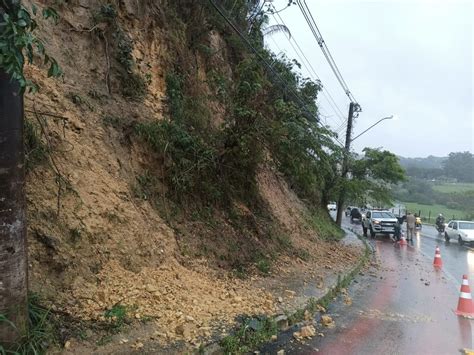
top-left (298, 0), bottom-right (355, 103)
top-left (272, 8), bottom-right (347, 119)
top-left (270, 10), bottom-right (347, 128)
top-left (296, 0), bottom-right (359, 106)
top-left (207, 0), bottom-right (345, 148)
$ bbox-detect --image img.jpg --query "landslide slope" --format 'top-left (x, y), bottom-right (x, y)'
top-left (22, 0), bottom-right (360, 349)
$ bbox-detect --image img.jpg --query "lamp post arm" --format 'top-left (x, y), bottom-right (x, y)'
top-left (351, 116), bottom-right (393, 142)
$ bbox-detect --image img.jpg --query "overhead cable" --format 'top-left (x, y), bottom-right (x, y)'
top-left (297, 0), bottom-right (360, 106)
top-left (271, 10), bottom-right (347, 126)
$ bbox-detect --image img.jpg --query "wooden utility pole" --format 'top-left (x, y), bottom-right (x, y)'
top-left (0, 69), bottom-right (28, 345)
top-left (335, 102), bottom-right (355, 226)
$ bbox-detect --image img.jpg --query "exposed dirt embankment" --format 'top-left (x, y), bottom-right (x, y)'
top-left (22, 0), bottom-right (362, 351)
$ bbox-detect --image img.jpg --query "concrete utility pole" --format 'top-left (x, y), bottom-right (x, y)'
top-left (335, 102), bottom-right (356, 226)
top-left (0, 69), bottom-right (28, 345)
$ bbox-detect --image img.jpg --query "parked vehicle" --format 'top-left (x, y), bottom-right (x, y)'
top-left (350, 207), bottom-right (362, 224)
top-left (362, 210), bottom-right (398, 238)
top-left (327, 202), bottom-right (337, 211)
top-left (445, 220), bottom-right (474, 245)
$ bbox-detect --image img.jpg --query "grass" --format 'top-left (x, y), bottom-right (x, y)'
top-left (306, 209), bottom-right (344, 241)
top-left (404, 201), bottom-right (468, 221)
top-left (220, 316), bottom-right (277, 354)
top-left (0, 293), bottom-right (57, 355)
top-left (255, 258), bottom-right (271, 275)
top-left (432, 182), bottom-right (474, 194)
top-left (103, 304), bottom-right (131, 333)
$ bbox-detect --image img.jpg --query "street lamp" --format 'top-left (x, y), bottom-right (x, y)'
top-left (335, 113), bottom-right (396, 226)
top-left (351, 115), bottom-right (395, 142)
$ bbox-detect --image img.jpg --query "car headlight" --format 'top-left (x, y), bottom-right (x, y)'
top-left (373, 220), bottom-right (380, 224)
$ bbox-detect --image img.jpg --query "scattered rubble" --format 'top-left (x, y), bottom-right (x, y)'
top-left (293, 325), bottom-right (316, 340)
top-left (321, 315), bottom-right (335, 328)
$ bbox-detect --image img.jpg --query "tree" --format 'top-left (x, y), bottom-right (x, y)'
top-left (0, 1), bottom-right (60, 346)
top-left (344, 148), bottom-right (406, 207)
top-left (443, 152), bottom-right (474, 183)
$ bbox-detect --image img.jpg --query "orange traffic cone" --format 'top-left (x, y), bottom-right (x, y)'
top-left (399, 234), bottom-right (407, 245)
top-left (455, 275), bottom-right (474, 318)
top-left (433, 246), bottom-right (442, 268)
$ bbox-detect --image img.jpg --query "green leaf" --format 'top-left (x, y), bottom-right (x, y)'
top-left (0, 4), bottom-right (61, 90)
top-left (42, 7), bottom-right (59, 24)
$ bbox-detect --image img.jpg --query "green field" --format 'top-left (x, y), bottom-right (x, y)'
top-left (404, 202), bottom-right (469, 221)
top-left (432, 182), bottom-right (474, 193)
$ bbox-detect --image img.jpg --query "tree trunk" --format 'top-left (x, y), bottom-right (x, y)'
top-left (0, 70), bottom-right (28, 346)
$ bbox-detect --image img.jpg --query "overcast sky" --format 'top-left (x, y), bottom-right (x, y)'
top-left (266, 0), bottom-right (473, 158)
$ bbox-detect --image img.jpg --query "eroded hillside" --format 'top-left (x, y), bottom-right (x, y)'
top-left (20, 0), bottom-right (361, 350)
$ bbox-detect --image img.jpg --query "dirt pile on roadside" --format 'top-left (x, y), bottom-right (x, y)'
top-left (64, 259), bottom-right (275, 343)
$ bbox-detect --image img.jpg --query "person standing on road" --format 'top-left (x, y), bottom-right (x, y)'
top-left (406, 212), bottom-right (416, 241)
top-left (392, 221), bottom-right (401, 242)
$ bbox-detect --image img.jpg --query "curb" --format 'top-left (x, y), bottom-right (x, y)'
top-left (203, 229), bottom-right (372, 354)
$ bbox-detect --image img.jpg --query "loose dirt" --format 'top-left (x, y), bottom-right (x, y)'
top-left (20, 1), bottom-right (364, 353)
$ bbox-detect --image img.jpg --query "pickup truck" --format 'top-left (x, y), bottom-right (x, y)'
top-left (362, 210), bottom-right (398, 238)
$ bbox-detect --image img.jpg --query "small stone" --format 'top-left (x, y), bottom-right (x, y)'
top-left (131, 342), bottom-right (143, 349)
top-left (278, 297), bottom-right (283, 303)
top-left (321, 315), bottom-right (335, 328)
top-left (299, 325), bottom-right (316, 338)
top-left (284, 290), bottom-right (296, 297)
top-left (277, 349), bottom-right (285, 355)
top-left (275, 314), bottom-right (289, 330)
top-left (175, 323), bottom-right (193, 338)
top-left (344, 296), bottom-right (352, 305)
top-left (271, 335), bottom-right (278, 341)
top-left (64, 340), bottom-right (71, 349)
top-left (316, 305), bottom-right (326, 313)
top-left (145, 284), bottom-right (158, 293)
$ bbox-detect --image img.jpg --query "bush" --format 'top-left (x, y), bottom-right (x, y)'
top-left (120, 71), bottom-right (148, 101)
top-left (135, 120), bottom-right (220, 201)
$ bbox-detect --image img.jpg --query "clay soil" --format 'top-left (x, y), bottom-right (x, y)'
top-left (18, 1), bottom-right (364, 353)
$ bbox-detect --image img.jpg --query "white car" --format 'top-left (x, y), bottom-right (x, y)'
top-left (327, 202), bottom-right (337, 211)
top-left (445, 220), bottom-right (474, 245)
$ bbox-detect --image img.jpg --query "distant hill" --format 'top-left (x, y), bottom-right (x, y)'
top-left (397, 155), bottom-right (447, 170)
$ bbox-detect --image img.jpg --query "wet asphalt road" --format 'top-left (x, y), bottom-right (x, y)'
top-left (261, 217), bottom-right (474, 354)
